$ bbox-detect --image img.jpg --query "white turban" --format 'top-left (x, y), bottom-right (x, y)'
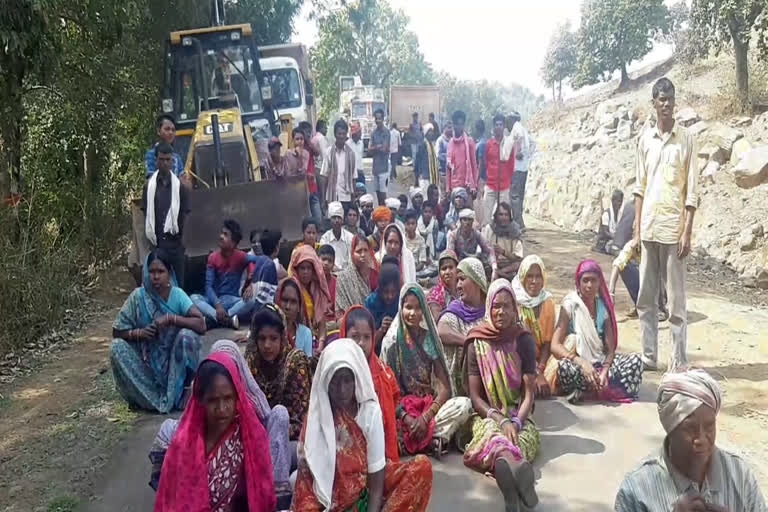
top-left (458, 208), bottom-right (475, 220)
top-left (422, 122), bottom-right (435, 136)
top-left (409, 186), bottom-right (424, 200)
top-left (359, 194), bottom-right (374, 206)
top-left (328, 201), bottom-right (344, 219)
top-left (385, 197), bottom-right (401, 209)
top-left (657, 369), bottom-right (722, 434)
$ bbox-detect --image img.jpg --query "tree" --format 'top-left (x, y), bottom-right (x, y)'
top-left (690, 0), bottom-right (767, 107)
top-left (573, 0), bottom-right (669, 89)
top-left (311, 0), bottom-right (434, 116)
top-left (540, 21), bottom-right (578, 103)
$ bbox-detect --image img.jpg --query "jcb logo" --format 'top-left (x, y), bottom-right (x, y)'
top-left (204, 122), bottom-right (234, 135)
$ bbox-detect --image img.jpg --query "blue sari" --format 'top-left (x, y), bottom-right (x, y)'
top-left (110, 256), bottom-right (201, 413)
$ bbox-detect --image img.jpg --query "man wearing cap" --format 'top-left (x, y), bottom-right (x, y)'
top-left (320, 201), bottom-right (355, 271)
top-left (616, 370), bottom-right (766, 512)
top-left (370, 108), bottom-right (391, 206)
top-left (347, 121), bottom-right (365, 186)
top-left (358, 193), bottom-right (375, 236)
top-left (320, 119), bottom-right (356, 214)
top-left (446, 208), bottom-right (497, 275)
top-left (384, 197), bottom-right (405, 230)
top-left (264, 136), bottom-right (287, 180)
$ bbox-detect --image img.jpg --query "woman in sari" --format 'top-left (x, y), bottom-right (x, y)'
top-left (111, 250), bottom-right (205, 413)
top-left (150, 340), bottom-right (293, 507)
top-left (340, 306), bottom-right (400, 462)
top-left (246, 305), bottom-right (312, 440)
top-left (427, 250), bottom-right (459, 319)
top-left (289, 244), bottom-right (331, 350)
top-left (550, 259), bottom-right (643, 404)
top-left (293, 338), bottom-right (433, 512)
top-left (368, 206), bottom-right (393, 254)
top-left (437, 257), bottom-right (488, 397)
top-left (376, 223), bottom-right (417, 284)
top-left (154, 349), bottom-right (276, 512)
top-left (276, 277), bottom-right (314, 358)
top-left (336, 235), bottom-right (380, 316)
top-left (444, 187), bottom-right (469, 231)
top-left (381, 283), bottom-right (474, 457)
top-left (463, 279), bottom-right (540, 512)
top-left (511, 255), bottom-right (557, 398)
top-left (482, 202), bottom-right (523, 281)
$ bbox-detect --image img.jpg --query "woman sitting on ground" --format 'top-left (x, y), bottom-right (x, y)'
top-left (381, 283), bottom-right (474, 456)
top-left (276, 277), bottom-right (314, 358)
top-left (463, 279), bottom-right (540, 511)
top-left (511, 255), bottom-right (557, 398)
top-left (293, 338), bottom-right (433, 511)
top-left (376, 223), bottom-right (417, 284)
top-left (341, 306), bottom-right (400, 462)
top-left (444, 187), bottom-right (469, 231)
top-left (437, 257), bottom-right (488, 396)
top-left (111, 250), bottom-right (205, 413)
top-left (365, 258), bottom-right (402, 355)
top-left (154, 348), bottom-right (276, 512)
top-left (550, 259), bottom-right (643, 404)
top-left (246, 305), bottom-right (311, 440)
top-left (368, 206), bottom-right (393, 254)
top-left (149, 340), bottom-right (293, 507)
top-left (427, 249), bottom-right (459, 319)
top-left (482, 202), bottom-right (523, 281)
top-left (336, 235), bottom-right (380, 317)
top-left (289, 244), bottom-right (331, 350)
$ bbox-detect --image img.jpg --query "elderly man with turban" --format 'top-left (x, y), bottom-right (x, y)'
top-left (368, 206), bottom-right (393, 254)
top-left (357, 193), bottom-right (375, 236)
top-left (615, 370), bottom-right (766, 512)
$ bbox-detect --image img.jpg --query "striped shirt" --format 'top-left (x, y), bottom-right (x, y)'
top-left (615, 445), bottom-right (767, 512)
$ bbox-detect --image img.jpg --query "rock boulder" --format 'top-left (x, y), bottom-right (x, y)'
top-left (676, 108), bottom-right (699, 127)
top-left (733, 146), bottom-right (768, 189)
top-left (707, 123), bottom-right (743, 157)
top-left (688, 121), bottom-right (709, 137)
top-left (730, 138), bottom-right (753, 166)
top-left (698, 143), bottom-right (727, 165)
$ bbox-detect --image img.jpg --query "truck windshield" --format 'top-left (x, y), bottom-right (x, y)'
top-left (169, 42), bottom-right (264, 122)
top-left (352, 102), bottom-right (368, 117)
top-left (263, 68), bottom-right (302, 110)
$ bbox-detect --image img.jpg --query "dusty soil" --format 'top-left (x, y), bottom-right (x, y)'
top-left (1, 175), bottom-right (766, 510)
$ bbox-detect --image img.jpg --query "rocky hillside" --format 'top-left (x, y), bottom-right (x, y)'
top-left (527, 56), bottom-right (768, 289)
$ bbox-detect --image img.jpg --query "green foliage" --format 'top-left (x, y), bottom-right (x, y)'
top-left (438, 72), bottom-right (546, 129)
top-left (311, 0), bottom-right (435, 117)
top-left (540, 21), bottom-right (578, 102)
top-left (573, 0), bottom-right (669, 88)
top-left (47, 496), bottom-right (79, 512)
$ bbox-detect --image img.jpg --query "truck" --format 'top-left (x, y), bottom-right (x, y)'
top-left (339, 76), bottom-right (386, 151)
top-left (389, 85), bottom-right (441, 157)
top-left (259, 43), bottom-right (316, 129)
top-left (128, 15), bottom-right (309, 291)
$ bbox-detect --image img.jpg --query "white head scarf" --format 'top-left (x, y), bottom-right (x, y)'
top-left (359, 194), bottom-right (375, 207)
top-left (459, 208), bottom-right (475, 220)
top-left (376, 223), bottom-right (417, 283)
top-left (385, 197), bottom-right (401, 209)
top-left (328, 201), bottom-right (344, 218)
top-left (657, 369), bottom-right (722, 434)
top-left (303, 338), bottom-right (379, 509)
top-left (409, 186), bottom-right (424, 200)
top-left (511, 255), bottom-right (553, 309)
top-left (422, 122), bottom-right (435, 136)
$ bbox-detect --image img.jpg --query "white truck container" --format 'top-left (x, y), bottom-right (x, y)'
top-left (259, 43), bottom-right (316, 128)
top-left (389, 85), bottom-right (441, 132)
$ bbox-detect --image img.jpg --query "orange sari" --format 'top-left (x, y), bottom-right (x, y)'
top-left (292, 411), bottom-right (433, 512)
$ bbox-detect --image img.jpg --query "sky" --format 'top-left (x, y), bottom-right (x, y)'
top-left (293, 0), bottom-right (674, 97)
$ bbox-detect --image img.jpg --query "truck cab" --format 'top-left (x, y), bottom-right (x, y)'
top-left (259, 44), bottom-right (315, 129)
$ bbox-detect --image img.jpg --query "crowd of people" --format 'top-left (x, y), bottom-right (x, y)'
top-left (113, 77), bottom-right (765, 511)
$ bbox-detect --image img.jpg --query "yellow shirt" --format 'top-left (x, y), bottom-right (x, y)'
top-left (633, 123), bottom-right (698, 245)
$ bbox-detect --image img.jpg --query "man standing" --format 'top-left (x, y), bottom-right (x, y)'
top-left (347, 121), bottom-right (365, 185)
top-left (474, 119), bottom-right (488, 190)
top-left (320, 119), bottom-right (356, 213)
top-left (142, 143), bottom-right (190, 287)
top-left (264, 136), bottom-right (286, 180)
top-left (435, 122), bottom-right (453, 199)
top-left (409, 112), bottom-right (422, 165)
top-left (482, 114), bottom-right (515, 226)
top-left (145, 115), bottom-right (184, 179)
top-left (503, 111), bottom-right (536, 230)
top-left (370, 109), bottom-right (391, 206)
top-left (428, 112), bottom-right (440, 137)
top-left (320, 201), bottom-right (355, 271)
top-left (633, 77), bottom-right (697, 372)
top-left (446, 110), bottom-right (479, 198)
top-left (389, 122), bottom-right (401, 179)
top-left (413, 123), bottom-right (439, 191)
top-left (311, 119), bottom-right (330, 214)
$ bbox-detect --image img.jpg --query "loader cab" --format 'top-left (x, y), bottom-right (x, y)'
top-left (161, 24), bottom-right (276, 160)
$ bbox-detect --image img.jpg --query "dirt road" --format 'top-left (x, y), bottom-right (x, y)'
top-left (1, 171), bottom-right (767, 511)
